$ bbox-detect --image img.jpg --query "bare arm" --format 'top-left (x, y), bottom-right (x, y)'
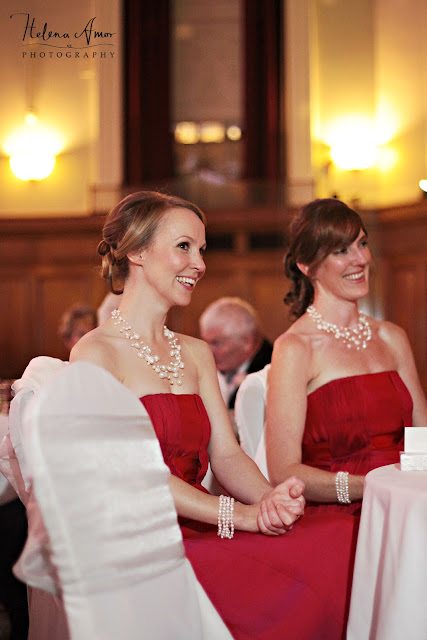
top-left (191, 338), bottom-right (305, 530)
top-left (380, 322), bottom-right (427, 426)
top-left (266, 333), bottom-right (364, 502)
top-left (168, 474), bottom-right (303, 535)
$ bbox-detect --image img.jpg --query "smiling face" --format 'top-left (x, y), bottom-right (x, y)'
top-left (311, 228), bottom-right (371, 302)
top-left (139, 207), bottom-right (206, 308)
top-left (312, 229), bottom-right (371, 300)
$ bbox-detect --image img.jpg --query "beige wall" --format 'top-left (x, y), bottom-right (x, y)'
top-left (308, 0), bottom-right (427, 207)
top-left (0, 0), bottom-right (122, 216)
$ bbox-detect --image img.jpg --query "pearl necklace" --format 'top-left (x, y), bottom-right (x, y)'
top-left (111, 309), bottom-right (184, 385)
top-left (306, 305), bottom-right (372, 350)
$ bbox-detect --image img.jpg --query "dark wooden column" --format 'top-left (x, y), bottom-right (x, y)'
top-left (123, 0), bottom-right (174, 184)
top-left (243, 0), bottom-right (283, 180)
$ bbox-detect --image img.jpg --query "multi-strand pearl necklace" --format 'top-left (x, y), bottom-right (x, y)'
top-left (111, 309), bottom-right (184, 385)
top-left (306, 305), bottom-right (372, 350)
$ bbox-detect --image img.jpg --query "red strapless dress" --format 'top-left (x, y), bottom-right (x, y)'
top-left (303, 371), bottom-right (412, 516)
top-left (141, 394), bottom-right (359, 639)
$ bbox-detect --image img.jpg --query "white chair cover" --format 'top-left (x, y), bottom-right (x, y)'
top-left (22, 360), bottom-right (231, 640)
top-left (0, 413), bottom-right (17, 505)
top-left (0, 356), bottom-right (68, 503)
top-left (234, 365), bottom-right (269, 478)
top-left (0, 357), bottom-right (70, 638)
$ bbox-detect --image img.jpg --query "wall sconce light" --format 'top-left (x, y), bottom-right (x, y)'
top-left (330, 141), bottom-right (378, 171)
top-left (327, 116), bottom-right (379, 171)
top-left (4, 113), bottom-right (62, 181)
top-left (419, 179), bottom-right (427, 196)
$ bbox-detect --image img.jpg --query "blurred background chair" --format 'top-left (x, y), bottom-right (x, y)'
top-left (20, 360), bottom-right (231, 639)
top-left (234, 364), bottom-right (269, 478)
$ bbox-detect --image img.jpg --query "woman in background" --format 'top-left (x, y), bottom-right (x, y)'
top-left (57, 304), bottom-right (97, 353)
top-left (71, 191), bottom-right (357, 639)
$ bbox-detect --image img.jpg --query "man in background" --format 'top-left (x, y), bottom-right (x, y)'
top-left (199, 297), bottom-right (272, 409)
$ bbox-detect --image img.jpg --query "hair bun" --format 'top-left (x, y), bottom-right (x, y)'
top-left (284, 253), bottom-right (299, 278)
top-left (98, 240), bottom-right (111, 257)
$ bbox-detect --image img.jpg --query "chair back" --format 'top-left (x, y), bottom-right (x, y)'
top-left (235, 365), bottom-right (269, 478)
top-left (0, 357), bottom-right (68, 503)
top-left (22, 360), bottom-right (231, 639)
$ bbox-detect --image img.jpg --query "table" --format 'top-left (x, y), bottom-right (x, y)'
top-left (347, 463), bottom-right (427, 640)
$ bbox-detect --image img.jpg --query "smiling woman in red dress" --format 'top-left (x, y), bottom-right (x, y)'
top-left (265, 198), bottom-right (427, 630)
top-left (71, 191), bottom-right (360, 639)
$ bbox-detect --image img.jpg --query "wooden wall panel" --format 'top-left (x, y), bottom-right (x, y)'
top-left (382, 258), bottom-right (427, 391)
top-left (375, 203), bottom-right (427, 393)
top-left (0, 272), bottom-right (34, 378)
top-left (34, 268), bottom-right (105, 361)
top-left (251, 272), bottom-right (291, 344)
top-left (0, 217), bottom-right (109, 378)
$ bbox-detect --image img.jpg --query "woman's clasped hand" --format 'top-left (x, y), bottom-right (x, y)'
top-left (256, 476), bottom-right (305, 535)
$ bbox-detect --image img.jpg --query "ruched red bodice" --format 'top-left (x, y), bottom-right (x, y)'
top-left (302, 371), bottom-right (412, 515)
top-left (304, 371), bottom-right (411, 471)
top-left (141, 394), bottom-right (210, 491)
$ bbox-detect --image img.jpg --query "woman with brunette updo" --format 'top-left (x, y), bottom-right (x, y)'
top-left (70, 191), bottom-right (359, 639)
top-left (266, 198), bottom-right (426, 509)
top-left (265, 198), bottom-right (427, 626)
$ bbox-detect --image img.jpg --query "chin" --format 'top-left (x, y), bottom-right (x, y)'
top-left (172, 293), bottom-right (193, 308)
top-left (351, 288), bottom-right (369, 301)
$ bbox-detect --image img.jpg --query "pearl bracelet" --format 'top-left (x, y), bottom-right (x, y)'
top-left (217, 495), bottom-right (235, 539)
top-left (335, 471), bottom-right (351, 504)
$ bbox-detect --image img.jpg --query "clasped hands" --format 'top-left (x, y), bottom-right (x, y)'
top-left (257, 476), bottom-right (305, 536)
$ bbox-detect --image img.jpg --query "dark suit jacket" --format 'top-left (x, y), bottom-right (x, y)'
top-left (228, 338), bottom-right (273, 409)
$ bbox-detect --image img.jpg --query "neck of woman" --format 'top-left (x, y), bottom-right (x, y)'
top-left (112, 286), bottom-right (169, 342)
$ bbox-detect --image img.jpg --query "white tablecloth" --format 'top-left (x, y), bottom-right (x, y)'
top-left (347, 463), bottom-right (427, 640)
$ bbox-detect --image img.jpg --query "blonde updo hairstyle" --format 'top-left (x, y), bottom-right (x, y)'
top-left (284, 198), bottom-right (367, 318)
top-left (98, 191), bottom-right (206, 294)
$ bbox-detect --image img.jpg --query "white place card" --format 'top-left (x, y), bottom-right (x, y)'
top-left (401, 427), bottom-right (427, 471)
top-left (404, 427), bottom-right (427, 452)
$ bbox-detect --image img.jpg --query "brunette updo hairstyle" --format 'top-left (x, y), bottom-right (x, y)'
top-left (98, 191), bottom-right (206, 294)
top-left (284, 198), bottom-right (367, 318)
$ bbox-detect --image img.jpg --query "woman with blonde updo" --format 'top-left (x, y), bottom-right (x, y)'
top-left (71, 191), bottom-right (358, 639)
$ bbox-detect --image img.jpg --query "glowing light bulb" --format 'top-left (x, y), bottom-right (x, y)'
top-left (226, 125), bottom-right (242, 141)
top-left (174, 122), bottom-right (200, 144)
top-left (9, 154), bottom-right (56, 181)
top-left (4, 115), bottom-right (62, 181)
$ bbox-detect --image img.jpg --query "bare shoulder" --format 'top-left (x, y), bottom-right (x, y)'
top-left (377, 319), bottom-right (410, 352)
top-left (179, 333), bottom-right (215, 362)
top-left (273, 326), bottom-right (312, 364)
top-left (70, 326), bottom-right (119, 375)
